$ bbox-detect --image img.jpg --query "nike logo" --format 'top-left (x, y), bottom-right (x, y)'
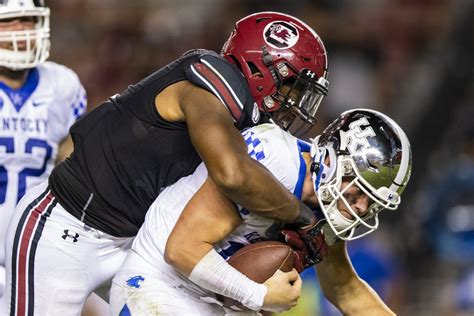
top-left (32, 101), bottom-right (46, 107)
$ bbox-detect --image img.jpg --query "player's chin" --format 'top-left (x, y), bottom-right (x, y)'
top-left (339, 209), bottom-right (354, 220)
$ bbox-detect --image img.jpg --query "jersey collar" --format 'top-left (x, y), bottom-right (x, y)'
top-left (0, 68), bottom-right (40, 112)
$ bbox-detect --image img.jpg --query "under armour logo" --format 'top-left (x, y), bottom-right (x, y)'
top-left (339, 117), bottom-right (376, 154)
top-left (62, 230), bottom-right (79, 243)
top-left (288, 99), bottom-right (296, 105)
top-left (388, 193), bottom-right (394, 201)
top-left (306, 70), bottom-right (315, 78)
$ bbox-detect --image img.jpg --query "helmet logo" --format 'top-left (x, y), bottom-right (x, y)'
top-left (263, 21), bottom-right (299, 49)
top-left (339, 117), bottom-right (376, 154)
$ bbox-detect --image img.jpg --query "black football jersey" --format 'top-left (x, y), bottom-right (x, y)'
top-left (49, 49), bottom-right (259, 237)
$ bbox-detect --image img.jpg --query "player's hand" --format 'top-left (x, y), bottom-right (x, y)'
top-left (262, 269), bottom-right (301, 312)
top-left (281, 219), bottom-right (328, 272)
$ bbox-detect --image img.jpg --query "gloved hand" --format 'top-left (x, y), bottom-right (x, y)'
top-left (281, 219), bottom-right (328, 272)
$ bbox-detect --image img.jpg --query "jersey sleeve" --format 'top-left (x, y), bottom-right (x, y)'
top-left (48, 63), bottom-right (87, 137)
top-left (43, 63), bottom-right (88, 143)
top-left (241, 124), bottom-right (301, 193)
top-left (61, 69), bottom-right (87, 129)
top-left (184, 52), bottom-right (260, 130)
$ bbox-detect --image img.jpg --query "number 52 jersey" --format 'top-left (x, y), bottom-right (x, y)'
top-left (0, 61), bottom-right (86, 259)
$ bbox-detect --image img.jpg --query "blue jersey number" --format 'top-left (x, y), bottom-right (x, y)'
top-left (0, 137), bottom-right (52, 204)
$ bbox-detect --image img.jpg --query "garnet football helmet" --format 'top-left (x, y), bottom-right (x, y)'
top-left (0, 0), bottom-right (50, 70)
top-left (310, 109), bottom-right (412, 240)
top-left (222, 12), bottom-right (329, 134)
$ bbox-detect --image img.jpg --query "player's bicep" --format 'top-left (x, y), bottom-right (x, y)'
top-left (165, 177), bottom-right (242, 275)
top-left (181, 85), bottom-right (249, 181)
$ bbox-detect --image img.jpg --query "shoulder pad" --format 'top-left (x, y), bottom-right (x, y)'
top-left (184, 52), bottom-right (260, 130)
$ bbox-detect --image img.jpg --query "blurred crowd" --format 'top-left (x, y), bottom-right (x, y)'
top-left (47, 0), bottom-right (473, 315)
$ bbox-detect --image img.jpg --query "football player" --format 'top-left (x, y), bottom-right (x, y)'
top-left (1, 12), bottom-right (329, 315)
top-left (0, 0), bottom-right (86, 300)
top-left (110, 109), bottom-right (412, 315)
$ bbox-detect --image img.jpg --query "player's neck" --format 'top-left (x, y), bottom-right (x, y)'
top-left (0, 67), bottom-right (30, 89)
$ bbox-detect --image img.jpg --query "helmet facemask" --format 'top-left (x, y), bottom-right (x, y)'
top-left (0, 3), bottom-right (50, 70)
top-left (269, 65), bottom-right (328, 135)
top-left (313, 153), bottom-right (393, 240)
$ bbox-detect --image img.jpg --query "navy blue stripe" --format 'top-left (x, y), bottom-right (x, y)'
top-left (10, 188), bottom-right (49, 316)
top-left (293, 152), bottom-right (307, 199)
top-left (297, 139), bottom-right (311, 152)
top-left (293, 140), bottom-right (309, 199)
top-left (27, 198), bottom-right (56, 316)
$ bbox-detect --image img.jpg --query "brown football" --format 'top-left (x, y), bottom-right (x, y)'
top-left (218, 240), bottom-right (294, 310)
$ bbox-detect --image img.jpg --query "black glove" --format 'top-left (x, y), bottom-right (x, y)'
top-left (281, 219), bottom-right (328, 272)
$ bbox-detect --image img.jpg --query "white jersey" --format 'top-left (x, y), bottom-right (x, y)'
top-left (0, 61), bottom-right (86, 266)
top-left (132, 123), bottom-right (309, 295)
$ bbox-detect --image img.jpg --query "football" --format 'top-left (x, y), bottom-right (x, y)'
top-left (218, 240), bottom-right (294, 310)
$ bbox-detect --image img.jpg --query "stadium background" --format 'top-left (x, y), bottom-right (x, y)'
top-left (47, 1), bottom-right (474, 315)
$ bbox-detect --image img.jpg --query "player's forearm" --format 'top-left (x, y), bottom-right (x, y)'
top-left (212, 157), bottom-right (312, 225)
top-left (164, 239), bottom-right (213, 276)
top-left (165, 178), bottom-right (242, 275)
top-left (189, 249), bottom-right (267, 311)
top-left (165, 241), bottom-right (267, 311)
top-left (317, 242), bottom-right (395, 316)
top-left (325, 277), bottom-right (396, 316)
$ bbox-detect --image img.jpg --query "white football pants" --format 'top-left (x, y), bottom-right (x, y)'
top-left (0, 181), bottom-right (133, 316)
top-left (110, 250), bottom-right (259, 315)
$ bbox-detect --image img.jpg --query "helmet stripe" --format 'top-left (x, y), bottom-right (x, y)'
top-left (346, 108), bottom-right (412, 193)
top-left (379, 113), bottom-right (411, 192)
top-left (390, 125), bottom-right (411, 192)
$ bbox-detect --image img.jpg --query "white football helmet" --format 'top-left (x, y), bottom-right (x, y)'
top-left (311, 109), bottom-right (412, 240)
top-left (0, 0), bottom-right (50, 70)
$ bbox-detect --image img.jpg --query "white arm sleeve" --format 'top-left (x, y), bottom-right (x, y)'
top-left (189, 249), bottom-right (267, 311)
